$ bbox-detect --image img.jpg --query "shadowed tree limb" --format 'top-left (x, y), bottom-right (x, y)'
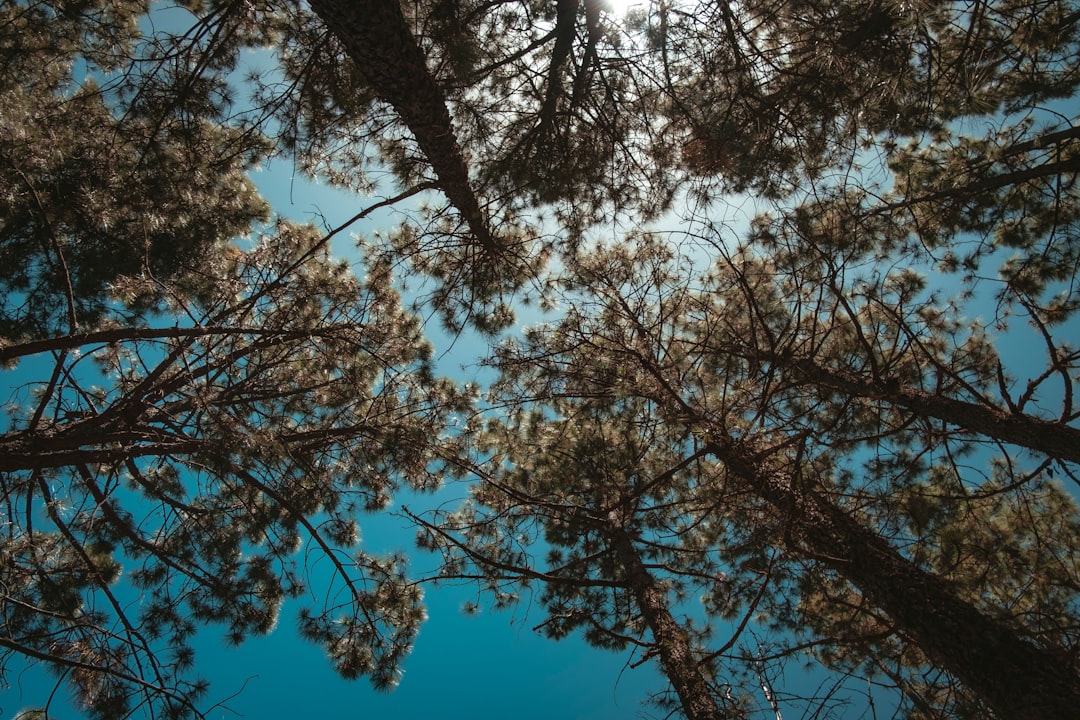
top-left (306, 0), bottom-right (497, 253)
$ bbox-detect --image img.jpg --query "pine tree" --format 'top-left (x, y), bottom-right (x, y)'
top-left (454, 234), bottom-right (1080, 719)
top-left (0, 0), bottom-right (269, 339)
top-left (0, 221), bottom-right (466, 718)
top-left (4, 1), bottom-right (1079, 718)
top-left (0, 4), bottom-right (463, 715)
top-left (414, 401), bottom-right (748, 719)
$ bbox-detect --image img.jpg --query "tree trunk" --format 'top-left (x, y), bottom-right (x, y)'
top-left (881, 156), bottom-right (1080, 212)
top-left (535, 0), bottom-right (579, 139)
top-left (605, 512), bottom-right (732, 720)
top-left (704, 434), bottom-right (1080, 720)
top-left (785, 357), bottom-right (1080, 464)
top-left (306, 0), bottom-right (496, 252)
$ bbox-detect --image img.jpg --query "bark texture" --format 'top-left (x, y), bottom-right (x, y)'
top-left (705, 434), bottom-right (1080, 720)
top-left (306, 0), bottom-right (496, 252)
top-left (786, 357), bottom-right (1080, 464)
top-left (605, 511), bottom-right (731, 720)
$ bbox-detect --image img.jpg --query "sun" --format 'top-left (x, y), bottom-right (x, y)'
top-left (603, 0), bottom-right (645, 17)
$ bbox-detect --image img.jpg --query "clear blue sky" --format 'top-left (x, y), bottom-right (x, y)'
top-left (0, 131), bottom-right (963, 720)
top-left (6, 134), bottom-right (1072, 720)
top-left (9, 27), bottom-right (1075, 716)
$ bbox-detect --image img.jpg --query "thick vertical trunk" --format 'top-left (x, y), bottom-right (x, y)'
top-left (705, 435), bottom-right (1080, 720)
top-left (305, 0), bottom-right (495, 252)
top-left (783, 357), bottom-right (1080, 464)
top-left (535, 0), bottom-right (579, 139)
top-left (605, 512), bottom-right (729, 720)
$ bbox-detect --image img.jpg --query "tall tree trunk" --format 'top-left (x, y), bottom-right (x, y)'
top-left (535, 0), bottom-right (579, 140)
top-left (306, 0), bottom-right (496, 252)
top-left (605, 511), bottom-right (731, 720)
top-left (703, 433), bottom-right (1080, 720)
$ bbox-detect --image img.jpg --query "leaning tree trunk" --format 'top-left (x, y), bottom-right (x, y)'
top-left (781, 356), bottom-right (1080, 464)
top-left (604, 511), bottom-right (732, 720)
top-left (704, 433), bottom-right (1080, 720)
top-left (306, 0), bottom-right (496, 252)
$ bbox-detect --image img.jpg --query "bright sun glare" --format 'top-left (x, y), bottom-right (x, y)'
top-left (604, 0), bottom-right (643, 16)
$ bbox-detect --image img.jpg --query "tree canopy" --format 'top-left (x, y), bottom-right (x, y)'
top-left (1, 1), bottom-right (1078, 718)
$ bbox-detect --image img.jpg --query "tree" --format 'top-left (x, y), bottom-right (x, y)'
top-left (290, 0), bottom-right (1080, 329)
top-left (0, 0), bottom-right (269, 340)
top-left (304, 0), bottom-right (495, 253)
top-left (0, 5), bottom-right (482, 714)
top-left (414, 400), bottom-right (750, 720)
top-left (24, 0), bottom-right (1066, 334)
top-left (660, 0), bottom-right (1080, 195)
top-left (445, 234), bottom-right (1080, 719)
top-left (0, 219), bottom-right (468, 718)
top-left (4, 0), bottom-right (1080, 718)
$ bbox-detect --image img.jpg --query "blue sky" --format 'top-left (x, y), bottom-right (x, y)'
top-left (5, 134), bottom-right (1075, 720)
top-left (1, 131), bottom-right (1054, 720)
top-left (6, 10), bottom-right (1078, 716)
